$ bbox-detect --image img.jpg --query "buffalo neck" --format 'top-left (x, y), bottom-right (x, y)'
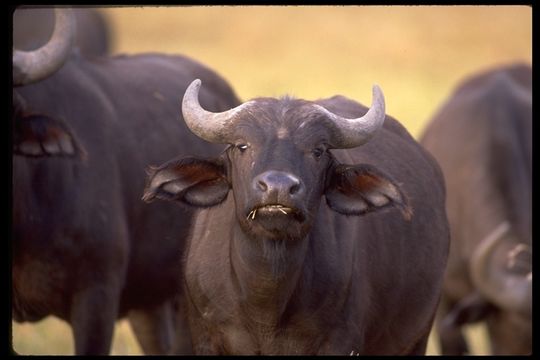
top-left (228, 217), bottom-right (311, 327)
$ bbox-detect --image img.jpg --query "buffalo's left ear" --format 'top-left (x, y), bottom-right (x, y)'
top-left (142, 156), bottom-right (230, 207)
top-left (13, 114), bottom-right (86, 159)
top-left (325, 164), bottom-right (412, 220)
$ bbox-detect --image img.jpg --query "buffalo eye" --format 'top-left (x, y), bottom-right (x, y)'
top-left (236, 144), bottom-right (249, 153)
top-left (312, 147), bottom-right (324, 159)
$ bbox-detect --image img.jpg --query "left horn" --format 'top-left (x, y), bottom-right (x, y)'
top-left (182, 79), bottom-right (253, 144)
top-left (13, 8), bottom-right (75, 86)
top-left (313, 85), bottom-right (386, 148)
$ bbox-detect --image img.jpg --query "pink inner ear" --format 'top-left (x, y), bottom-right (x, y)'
top-left (14, 114), bottom-right (83, 158)
top-left (47, 127), bottom-right (75, 153)
top-left (16, 126), bottom-right (76, 157)
top-left (353, 171), bottom-right (403, 203)
top-left (178, 163), bottom-right (224, 184)
top-left (354, 173), bottom-right (382, 191)
top-left (17, 140), bottom-right (44, 156)
top-left (332, 166), bottom-right (413, 220)
top-left (352, 173), bottom-right (392, 207)
top-left (143, 157), bottom-right (229, 206)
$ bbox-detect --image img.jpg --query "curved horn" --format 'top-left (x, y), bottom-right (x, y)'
top-left (313, 85), bottom-right (386, 148)
top-left (13, 8), bottom-right (75, 86)
top-left (470, 221), bottom-right (532, 318)
top-left (182, 80), bottom-right (385, 147)
top-left (182, 79), bottom-right (254, 143)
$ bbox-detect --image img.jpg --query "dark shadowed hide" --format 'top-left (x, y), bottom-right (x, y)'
top-left (420, 63), bottom-right (532, 355)
top-left (12, 8), bottom-right (240, 355)
top-left (143, 79), bottom-right (450, 355)
top-left (13, 7), bottom-right (111, 58)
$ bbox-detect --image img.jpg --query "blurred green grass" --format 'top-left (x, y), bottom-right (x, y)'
top-left (12, 5), bottom-right (531, 355)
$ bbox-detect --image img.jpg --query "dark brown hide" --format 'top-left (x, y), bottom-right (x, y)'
top-left (145, 90), bottom-right (449, 355)
top-left (420, 63), bottom-right (532, 355)
top-left (12, 52), bottom-right (240, 354)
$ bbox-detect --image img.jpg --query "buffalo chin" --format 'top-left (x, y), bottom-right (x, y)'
top-left (240, 205), bottom-right (308, 241)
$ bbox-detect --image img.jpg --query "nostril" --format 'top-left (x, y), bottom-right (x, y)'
top-left (257, 180), bottom-right (268, 192)
top-left (289, 183), bottom-right (300, 195)
top-left (254, 171), bottom-right (303, 196)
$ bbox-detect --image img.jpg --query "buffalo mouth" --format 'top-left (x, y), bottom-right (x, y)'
top-left (246, 204), bottom-right (305, 222)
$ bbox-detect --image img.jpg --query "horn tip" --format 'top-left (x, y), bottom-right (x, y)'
top-left (372, 84), bottom-right (383, 95)
top-left (371, 84), bottom-right (385, 110)
top-left (186, 79), bottom-right (202, 94)
top-left (183, 79), bottom-right (202, 105)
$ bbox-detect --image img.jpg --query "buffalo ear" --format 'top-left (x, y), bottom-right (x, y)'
top-left (14, 114), bottom-right (86, 159)
top-left (142, 157), bottom-right (230, 207)
top-left (325, 164), bottom-right (412, 220)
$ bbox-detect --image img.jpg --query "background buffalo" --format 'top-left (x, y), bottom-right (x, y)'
top-left (420, 64), bottom-right (532, 355)
top-left (11, 5), bottom-right (531, 355)
top-left (13, 7), bottom-right (110, 57)
top-left (11, 7), bottom-right (239, 355)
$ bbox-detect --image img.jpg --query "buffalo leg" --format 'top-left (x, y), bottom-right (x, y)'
top-left (170, 294), bottom-right (193, 354)
top-left (128, 301), bottom-right (175, 355)
top-left (404, 334), bottom-right (429, 355)
top-left (436, 297), bottom-right (468, 355)
top-left (443, 292), bottom-right (494, 327)
top-left (437, 292), bottom-right (494, 355)
top-left (486, 311), bottom-right (532, 355)
top-left (70, 284), bottom-right (121, 355)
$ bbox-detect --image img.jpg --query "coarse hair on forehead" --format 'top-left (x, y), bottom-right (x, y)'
top-left (226, 97), bottom-right (336, 147)
top-left (237, 95), bottom-right (327, 131)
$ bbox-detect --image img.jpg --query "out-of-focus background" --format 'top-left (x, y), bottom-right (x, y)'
top-left (11, 5), bottom-right (531, 355)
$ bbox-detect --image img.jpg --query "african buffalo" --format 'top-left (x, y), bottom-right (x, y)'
top-left (12, 8), bottom-right (240, 355)
top-left (420, 64), bottom-right (532, 355)
top-left (143, 79), bottom-right (450, 355)
top-left (13, 7), bottom-right (110, 58)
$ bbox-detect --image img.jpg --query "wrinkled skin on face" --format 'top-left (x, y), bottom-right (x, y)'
top-left (227, 99), bottom-right (332, 241)
top-left (145, 96), bottom-right (410, 244)
top-left (143, 91), bottom-right (447, 355)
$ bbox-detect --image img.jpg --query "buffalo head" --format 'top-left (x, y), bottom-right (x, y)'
top-left (144, 79), bottom-right (411, 243)
top-left (12, 8), bottom-right (85, 159)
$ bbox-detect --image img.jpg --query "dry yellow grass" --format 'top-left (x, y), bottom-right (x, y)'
top-left (13, 316), bottom-right (488, 355)
top-left (101, 5), bottom-right (531, 137)
top-left (12, 5), bottom-right (531, 355)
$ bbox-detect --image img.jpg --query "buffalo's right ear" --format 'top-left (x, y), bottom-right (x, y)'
top-left (13, 114), bottom-right (86, 159)
top-left (142, 157), bottom-right (230, 207)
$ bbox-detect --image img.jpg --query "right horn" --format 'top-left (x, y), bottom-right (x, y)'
top-left (181, 79), bottom-right (254, 144)
top-left (469, 221), bottom-right (532, 318)
top-left (313, 85), bottom-right (386, 149)
top-left (13, 7), bottom-right (75, 86)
